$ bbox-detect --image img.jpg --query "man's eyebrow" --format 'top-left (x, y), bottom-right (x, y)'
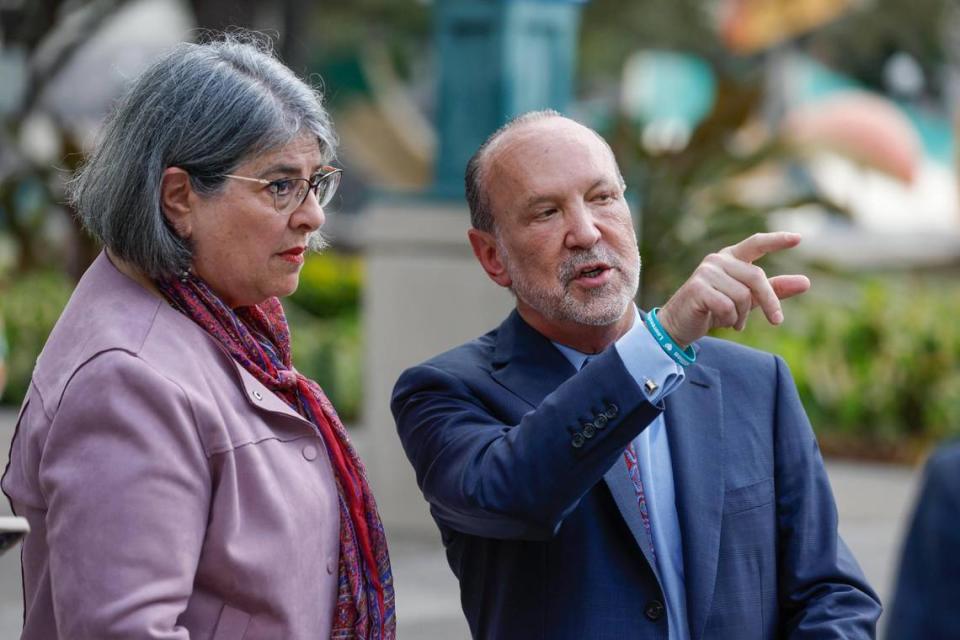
top-left (587, 178), bottom-right (620, 192)
top-left (522, 179), bottom-right (618, 209)
top-left (522, 194), bottom-right (556, 209)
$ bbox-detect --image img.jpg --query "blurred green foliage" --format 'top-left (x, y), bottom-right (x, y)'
top-left (0, 270), bottom-right (73, 404)
top-left (718, 278), bottom-right (960, 455)
top-left (287, 252), bottom-right (363, 421)
top-left (290, 252), bottom-right (363, 319)
top-left (287, 303), bottom-right (362, 424)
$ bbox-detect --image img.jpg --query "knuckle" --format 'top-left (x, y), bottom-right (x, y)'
top-left (718, 296), bottom-right (737, 316)
top-left (734, 284), bottom-right (752, 304)
top-left (689, 279), bottom-right (710, 296)
top-left (696, 264), bottom-right (717, 281)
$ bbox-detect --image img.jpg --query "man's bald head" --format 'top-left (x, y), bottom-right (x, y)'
top-left (464, 110), bottom-right (624, 234)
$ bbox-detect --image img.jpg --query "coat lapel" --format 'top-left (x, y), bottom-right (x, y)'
top-left (665, 362), bottom-right (723, 640)
top-left (232, 361), bottom-right (305, 420)
top-left (489, 310), bottom-right (577, 409)
top-left (603, 460), bottom-right (661, 583)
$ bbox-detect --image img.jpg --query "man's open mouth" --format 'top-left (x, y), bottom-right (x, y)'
top-left (576, 263), bottom-right (611, 279)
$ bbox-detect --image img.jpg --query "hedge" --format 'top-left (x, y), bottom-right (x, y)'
top-left (717, 277), bottom-right (960, 459)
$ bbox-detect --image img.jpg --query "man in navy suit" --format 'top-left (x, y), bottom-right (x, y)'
top-left (391, 111), bottom-right (881, 639)
top-left (887, 441), bottom-right (960, 639)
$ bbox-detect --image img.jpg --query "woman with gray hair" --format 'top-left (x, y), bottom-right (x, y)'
top-left (2, 35), bottom-right (395, 639)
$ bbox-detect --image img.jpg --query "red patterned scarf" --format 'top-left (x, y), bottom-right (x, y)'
top-left (157, 275), bottom-right (395, 639)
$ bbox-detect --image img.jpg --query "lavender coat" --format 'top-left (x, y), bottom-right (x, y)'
top-left (2, 253), bottom-right (341, 639)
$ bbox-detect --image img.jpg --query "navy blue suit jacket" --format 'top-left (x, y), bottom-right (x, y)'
top-left (888, 441), bottom-right (960, 639)
top-left (391, 311), bottom-right (880, 639)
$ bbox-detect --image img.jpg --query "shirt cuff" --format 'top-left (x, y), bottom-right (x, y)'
top-left (614, 308), bottom-right (685, 404)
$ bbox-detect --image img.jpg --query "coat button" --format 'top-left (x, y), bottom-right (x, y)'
top-left (582, 424), bottom-right (596, 439)
top-left (595, 414), bottom-right (608, 429)
top-left (571, 433), bottom-right (585, 448)
top-left (606, 403), bottom-right (619, 418)
top-left (251, 390), bottom-right (263, 401)
top-left (302, 445), bottom-right (318, 461)
top-left (644, 600), bottom-right (665, 621)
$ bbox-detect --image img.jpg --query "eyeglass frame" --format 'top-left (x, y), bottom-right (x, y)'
top-left (219, 165), bottom-right (343, 216)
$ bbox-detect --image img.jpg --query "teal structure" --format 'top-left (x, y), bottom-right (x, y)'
top-left (433, 0), bottom-right (587, 197)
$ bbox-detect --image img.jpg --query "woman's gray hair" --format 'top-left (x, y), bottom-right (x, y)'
top-left (70, 33), bottom-right (337, 277)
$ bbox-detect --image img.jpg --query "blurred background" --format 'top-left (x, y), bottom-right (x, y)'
top-left (0, 0), bottom-right (957, 637)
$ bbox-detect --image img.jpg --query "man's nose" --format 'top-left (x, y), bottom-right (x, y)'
top-left (564, 202), bottom-right (602, 250)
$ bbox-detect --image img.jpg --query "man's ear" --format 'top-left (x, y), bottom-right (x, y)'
top-left (160, 167), bottom-right (195, 239)
top-left (468, 228), bottom-right (512, 288)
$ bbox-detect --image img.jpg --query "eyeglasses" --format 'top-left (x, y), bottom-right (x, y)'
top-left (221, 166), bottom-right (343, 216)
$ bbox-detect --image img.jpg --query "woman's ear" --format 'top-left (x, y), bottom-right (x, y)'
top-left (160, 167), bottom-right (194, 238)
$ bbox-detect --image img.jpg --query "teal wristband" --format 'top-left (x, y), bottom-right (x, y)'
top-left (645, 307), bottom-right (696, 367)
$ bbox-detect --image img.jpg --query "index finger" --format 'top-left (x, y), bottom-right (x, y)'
top-left (725, 232), bottom-right (802, 264)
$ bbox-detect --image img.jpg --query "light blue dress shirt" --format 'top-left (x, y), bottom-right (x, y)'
top-left (552, 306), bottom-right (691, 640)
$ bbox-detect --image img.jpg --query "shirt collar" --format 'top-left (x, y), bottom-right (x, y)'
top-left (551, 304), bottom-right (641, 370)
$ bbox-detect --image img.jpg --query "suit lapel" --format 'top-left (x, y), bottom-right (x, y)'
top-left (489, 310), bottom-right (577, 408)
top-left (603, 461), bottom-right (661, 583)
top-left (666, 362), bottom-right (723, 640)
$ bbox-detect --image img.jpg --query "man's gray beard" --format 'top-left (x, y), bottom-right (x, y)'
top-left (498, 238), bottom-right (641, 327)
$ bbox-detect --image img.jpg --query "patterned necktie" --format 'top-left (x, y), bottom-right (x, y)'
top-left (581, 356), bottom-right (656, 560)
top-left (623, 442), bottom-right (656, 561)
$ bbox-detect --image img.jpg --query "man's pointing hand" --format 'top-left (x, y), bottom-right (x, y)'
top-left (656, 232), bottom-right (811, 349)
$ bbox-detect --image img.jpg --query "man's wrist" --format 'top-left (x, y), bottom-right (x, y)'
top-left (654, 307), bottom-right (689, 350)
top-left (645, 308), bottom-right (696, 368)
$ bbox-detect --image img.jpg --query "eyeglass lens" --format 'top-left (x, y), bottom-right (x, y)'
top-left (274, 171), bottom-right (341, 215)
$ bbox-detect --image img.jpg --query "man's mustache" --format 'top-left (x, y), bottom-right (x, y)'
top-left (559, 248), bottom-right (621, 284)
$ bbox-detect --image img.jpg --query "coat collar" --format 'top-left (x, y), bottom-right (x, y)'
top-left (225, 356), bottom-right (306, 423)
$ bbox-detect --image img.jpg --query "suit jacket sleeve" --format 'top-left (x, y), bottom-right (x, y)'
top-left (37, 350), bottom-right (210, 639)
top-left (772, 355), bottom-right (882, 638)
top-left (391, 348), bottom-right (663, 540)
